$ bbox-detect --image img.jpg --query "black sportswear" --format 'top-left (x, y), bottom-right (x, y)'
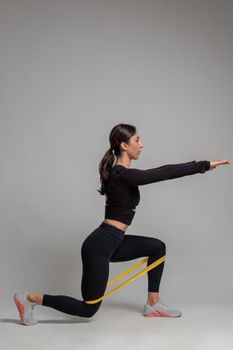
top-left (42, 221), bottom-right (166, 317)
top-left (104, 160), bottom-right (210, 225)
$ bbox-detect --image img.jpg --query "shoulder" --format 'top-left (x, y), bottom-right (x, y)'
top-left (112, 165), bottom-right (138, 173)
top-left (111, 165), bottom-right (126, 174)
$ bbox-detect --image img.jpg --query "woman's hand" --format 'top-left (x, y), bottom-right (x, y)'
top-left (209, 160), bottom-right (231, 170)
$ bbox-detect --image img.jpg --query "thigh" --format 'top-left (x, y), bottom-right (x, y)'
top-left (81, 228), bottom-right (123, 301)
top-left (81, 253), bottom-right (110, 301)
top-left (110, 234), bottom-right (165, 262)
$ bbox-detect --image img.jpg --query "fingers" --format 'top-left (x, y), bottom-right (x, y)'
top-left (210, 160), bottom-right (231, 169)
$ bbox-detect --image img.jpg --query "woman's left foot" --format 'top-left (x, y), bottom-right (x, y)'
top-left (14, 291), bottom-right (38, 325)
top-left (143, 299), bottom-right (182, 317)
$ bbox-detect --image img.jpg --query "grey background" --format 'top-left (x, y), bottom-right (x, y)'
top-left (1, 0), bottom-right (232, 316)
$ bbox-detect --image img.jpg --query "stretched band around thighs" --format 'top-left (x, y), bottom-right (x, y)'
top-left (84, 255), bottom-right (166, 304)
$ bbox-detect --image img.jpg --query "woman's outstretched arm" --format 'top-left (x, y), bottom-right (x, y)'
top-left (115, 159), bottom-right (230, 187)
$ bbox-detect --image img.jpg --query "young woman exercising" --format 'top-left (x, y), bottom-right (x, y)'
top-left (14, 123), bottom-right (230, 325)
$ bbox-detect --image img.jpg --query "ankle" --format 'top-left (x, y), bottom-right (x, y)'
top-left (26, 293), bottom-right (33, 302)
top-left (147, 291), bottom-right (160, 306)
top-left (27, 293), bottom-right (42, 305)
top-left (147, 299), bottom-right (159, 306)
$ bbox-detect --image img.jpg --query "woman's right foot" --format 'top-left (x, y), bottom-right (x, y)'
top-left (143, 299), bottom-right (182, 317)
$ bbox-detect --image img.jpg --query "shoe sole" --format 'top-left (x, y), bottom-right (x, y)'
top-left (14, 294), bottom-right (26, 323)
top-left (143, 309), bottom-right (182, 317)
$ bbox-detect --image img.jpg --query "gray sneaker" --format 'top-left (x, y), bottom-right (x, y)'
top-left (143, 299), bottom-right (182, 318)
top-left (14, 291), bottom-right (38, 325)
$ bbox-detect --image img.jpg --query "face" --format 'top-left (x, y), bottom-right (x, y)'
top-left (125, 132), bottom-right (144, 159)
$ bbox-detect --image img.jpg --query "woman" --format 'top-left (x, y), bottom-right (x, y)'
top-left (14, 123), bottom-right (230, 325)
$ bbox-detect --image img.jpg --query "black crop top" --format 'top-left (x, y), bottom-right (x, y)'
top-left (104, 160), bottom-right (210, 225)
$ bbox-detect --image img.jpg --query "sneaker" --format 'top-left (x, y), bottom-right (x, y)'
top-left (143, 299), bottom-right (182, 318)
top-left (14, 291), bottom-right (38, 325)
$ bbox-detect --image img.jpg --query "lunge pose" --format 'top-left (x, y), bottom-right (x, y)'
top-left (14, 123), bottom-right (230, 325)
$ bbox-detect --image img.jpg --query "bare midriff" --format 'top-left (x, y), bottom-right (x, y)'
top-left (103, 219), bottom-right (129, 231)
top-left (103, 209), bottom-right (136, 232)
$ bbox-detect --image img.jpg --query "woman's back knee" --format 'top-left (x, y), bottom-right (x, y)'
top-left (84, 301), bottom-right (102, 318)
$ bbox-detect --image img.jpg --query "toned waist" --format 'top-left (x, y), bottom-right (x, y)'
top-left (103, 219), bottom-right (129, 232)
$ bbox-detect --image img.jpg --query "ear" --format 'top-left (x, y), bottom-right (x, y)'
top-left (119, 141), bottom-right (128, 152)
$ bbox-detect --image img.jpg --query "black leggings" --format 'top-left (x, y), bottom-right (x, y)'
top-left (42, 221), bottom-right (166, 318)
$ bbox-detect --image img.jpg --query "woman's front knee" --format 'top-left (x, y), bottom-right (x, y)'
top-left (160, 240), bottom-right (166, 255)
top-left (153, 239), bottom-right (166, 256)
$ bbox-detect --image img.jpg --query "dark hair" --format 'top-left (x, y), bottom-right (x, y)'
top-left (97, 123), bottom-right (137, 195)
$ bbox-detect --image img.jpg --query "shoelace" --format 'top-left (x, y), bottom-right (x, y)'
top-left (157, 300), bottom-right (170, 309)
top-left (146, 300), bottom-right (172, 310)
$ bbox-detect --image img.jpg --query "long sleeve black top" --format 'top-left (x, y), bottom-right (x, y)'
top-left (104, 160), bottom-right (210, 225)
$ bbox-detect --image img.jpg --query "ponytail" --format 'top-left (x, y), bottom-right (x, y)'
top-left (97, 148), bottom-right (115, 195)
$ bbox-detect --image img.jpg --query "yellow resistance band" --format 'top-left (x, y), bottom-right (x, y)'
top-left (84, 255), bottom-right (166, 304)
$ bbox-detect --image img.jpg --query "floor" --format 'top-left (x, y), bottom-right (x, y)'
top-left (1, 300), bottom-right (233, 350)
